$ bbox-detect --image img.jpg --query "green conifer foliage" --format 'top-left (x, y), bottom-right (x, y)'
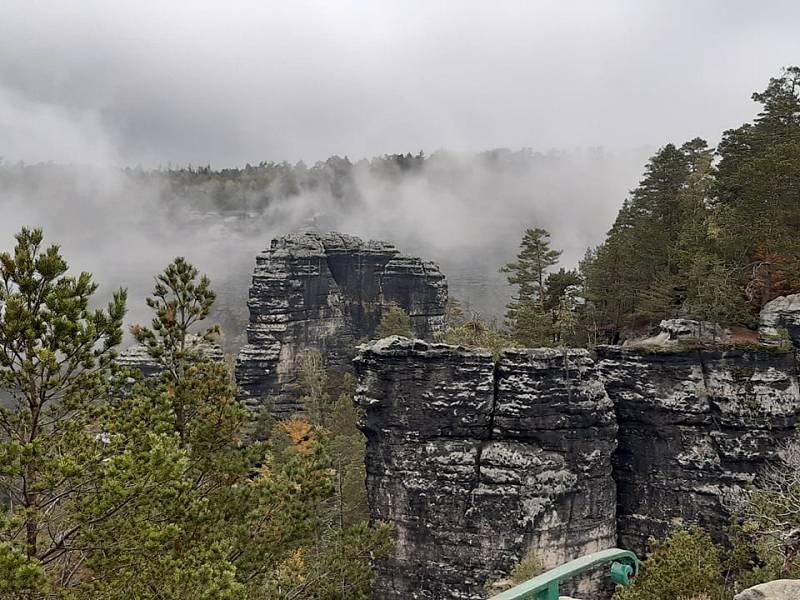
top-left (374, 303), bottom-right (413, 339)
top-left (501, 228), bottom-right (561, 346)
top-left (613, 528), bottom-right (727, 600)
top-left (0, 227), bottom-right (126, 592)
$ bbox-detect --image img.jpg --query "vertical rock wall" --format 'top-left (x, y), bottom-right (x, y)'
top-left (355, 338), bottom-right (617, 600)
top-left (235, 232), bottom-right (447, 420)
top-left (597, 346), bottom-right (800, 553)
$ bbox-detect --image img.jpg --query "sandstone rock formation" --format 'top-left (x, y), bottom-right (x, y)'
top-left (597, 345), bottom-right (800, 554)
top-left (760, 293), bottom-right (800, 346)
top-left (235, 232), bottom-right (447, 420)
top-left (357, 336), bottom-right (800, 599)
top-left (355, 337), bottom-right (617, 600)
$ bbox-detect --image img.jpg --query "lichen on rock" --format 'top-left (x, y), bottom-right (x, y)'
top-left (597, 345), bottom-right (800, 554)
top-left (355, 338), bottom-right (617, 600)
top-left (760, 293), bottom-right (800, 346)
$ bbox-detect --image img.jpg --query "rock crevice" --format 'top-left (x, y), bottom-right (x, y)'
top-left (597, 345), bottom-right (800, 554)
top-left (358, 337), bottom-right (800, 600)
top-left (356, 338), bottom-right (617, 600)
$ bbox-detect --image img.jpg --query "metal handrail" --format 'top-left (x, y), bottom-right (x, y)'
top-left (490, 548), bottom-right (641, 600)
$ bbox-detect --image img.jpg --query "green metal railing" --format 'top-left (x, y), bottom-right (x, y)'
top-left (490, 548), bottom-right (641, 600)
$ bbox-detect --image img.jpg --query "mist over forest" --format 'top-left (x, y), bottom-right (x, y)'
top-left (0, 147), bottom-right (651, 345)
top-left (1, 1), bottom-right (795, 345)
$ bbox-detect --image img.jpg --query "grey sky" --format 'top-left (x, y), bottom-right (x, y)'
top-left (1, 0), bottom-right (797, 167)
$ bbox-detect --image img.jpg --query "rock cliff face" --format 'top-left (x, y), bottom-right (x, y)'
top-left (235, 232), bottom-right (447, 420)
top-left (355, 338), bottom-right (617, 600)
top-left (357, 337), bottom-right (800, 599)
top-left (597, 345), bottom-right (800, 554)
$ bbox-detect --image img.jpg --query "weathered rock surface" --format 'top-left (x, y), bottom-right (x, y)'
top-left (235, 232), bottom-right (447, 420)
top-left (116, 336), bottom-right (224, 377)
top-left (760, 294), bottom-right (800, 346)
top-left (734, 579), bottom-right (800, 600)
top-left (627, 318), bottom-right (729, 347)
top-left (597, 345), bottom-right (800, 553)
top-left (355, 338), bottom-right (617, 600)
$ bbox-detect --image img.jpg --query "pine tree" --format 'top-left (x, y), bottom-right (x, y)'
top-left (613, 528), bottom-right (726, 600)
top-left (501, 228), bottom-right (561, 346)
top-left (67, 259), bottom-right (337, 598)
top-left (0, 227), bottom-right (127, 592)
top-left (292, 351), bottom-right (393, 600)
top-left (130, 257), bottom-right (221, 443)
top-left (715, 66), bottom-right (800, 310)
top-left (374, 303), bottom-right (413, 339)
top-left (583, 140), bottom-right (715, 340)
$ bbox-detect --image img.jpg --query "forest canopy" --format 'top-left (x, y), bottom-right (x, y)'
top-left (494, 67), bottom-right (800, 346)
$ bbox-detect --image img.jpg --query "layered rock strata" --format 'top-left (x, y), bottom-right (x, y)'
top-left (355, 337), bottom-right (617, 600)
top-left (235, 232), bottom-right (447, 420)
top-left (597, 345), bottom-right (800, 553)
top-left (116, 337), bottom-right (224, 377)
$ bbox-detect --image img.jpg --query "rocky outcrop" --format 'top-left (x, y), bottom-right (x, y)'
top-left (357, 335), bottom-right (800, 598)
top-left (597, 345), bottom-right (800, 554)
top-left (760, 294), bottom-right (800, 346)
top-left (628, 318), bottom-right (729, 347)
top-left (355, 337), bottom-right (617, 600)
top-left (235, 232), bottom-right (447, 420)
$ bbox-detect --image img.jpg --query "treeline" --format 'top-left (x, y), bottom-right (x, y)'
top-left (0, 148), bottom-right (556, 217)
top-left (0, 229), bottom-right (389, 599)
top-left (583, 66), bottom-right (800, 342)
top-left (474, 66), bottom-right (800, 347)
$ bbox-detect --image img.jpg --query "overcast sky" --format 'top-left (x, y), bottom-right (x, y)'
top-left (0, 0), bottom-right (798, 167)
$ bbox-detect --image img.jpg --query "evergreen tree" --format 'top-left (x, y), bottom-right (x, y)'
top-left (583, 140), bottom-right (715, 340)
top-left (130, 257), bottom-right (220, 443)
top-left (501, 228), bottom-right (561, 346)
top-left (613, 528), bottom-right (726, 600)
top-left (715, 66), bottom-right (800, 310)
top-left (374, 304), bottom-right (413, 339)
top-left (71, 259), bottom-right (336, 599)
top-left (292, 350), bottom-right (393, 600)
top-left (0, 227), bottom-right (126, 592)
top-left (544, 268), bottom-right (582, 345)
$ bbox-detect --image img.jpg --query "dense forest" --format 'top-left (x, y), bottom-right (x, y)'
top-left (482, 66), bottom-right (800, 349)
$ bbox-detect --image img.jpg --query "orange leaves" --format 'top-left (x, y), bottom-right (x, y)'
top-left (281, 418), bottom-right (315, 453)
top-left (745, 248), bottom-right (800, 307)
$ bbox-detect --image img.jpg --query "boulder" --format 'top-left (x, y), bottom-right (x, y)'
top-left (628, 319), bottom-right (728, 347)
top-left (760, 294), bottom-right (800, 346)
top-left (734, 579), bottom-right (800, 600)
